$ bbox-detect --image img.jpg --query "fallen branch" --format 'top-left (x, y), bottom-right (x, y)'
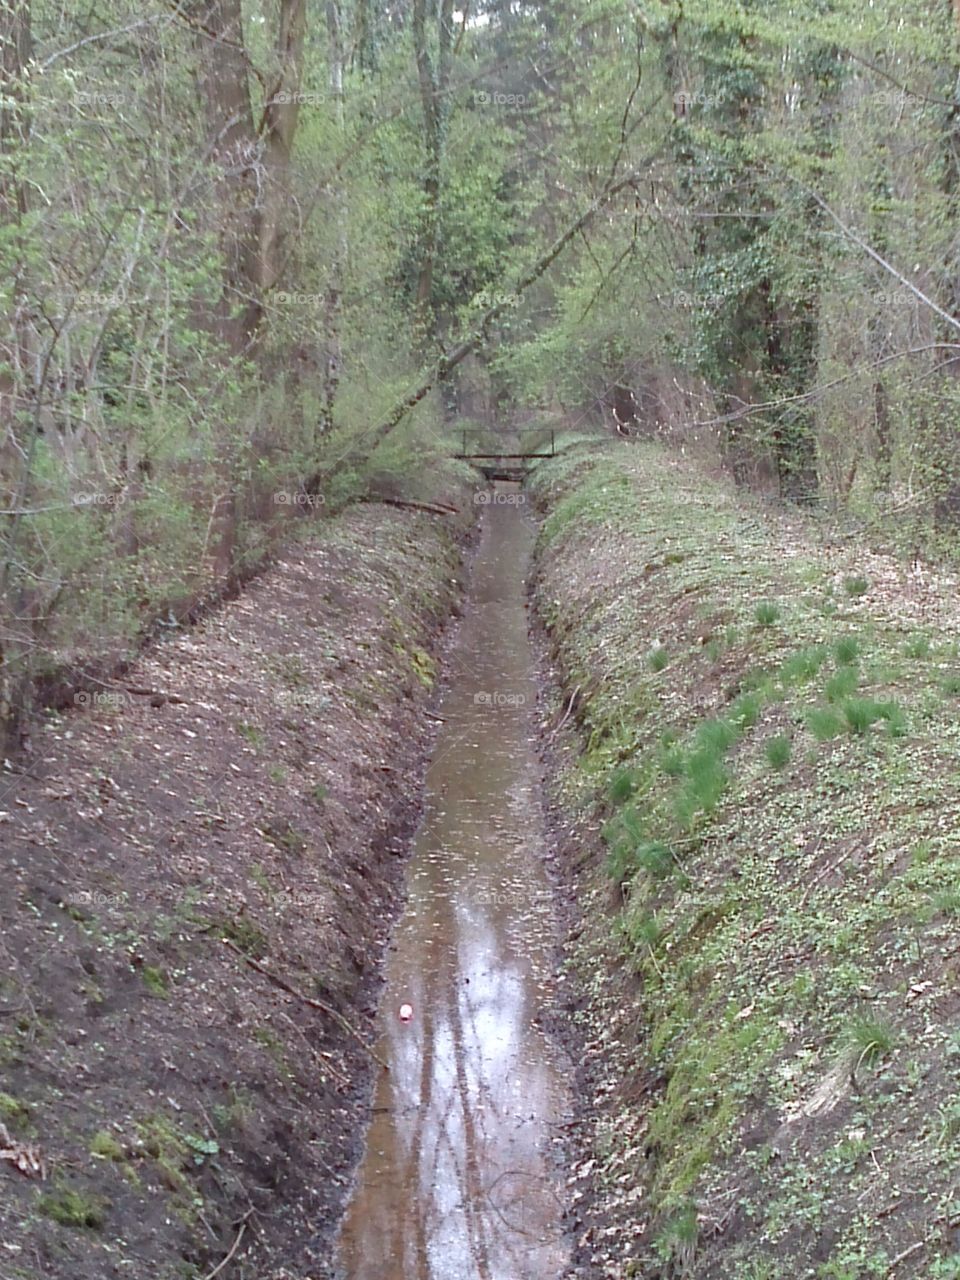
top-left (552, 684), bottom-right (581, 736)
top-left (886, 1240), bottom-right (925, 1273)
top-left (360, 495), bottom-right (459, 516)
top-left (125, 686), bottom-right (187, 705)
top-left (221, 938), bottom-right (389, 1072)
top-left (202, 1212), bottom-right (252, 1280)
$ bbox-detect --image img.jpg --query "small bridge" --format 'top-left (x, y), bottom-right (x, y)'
top-left (454, 429), bottom-right (556, 482)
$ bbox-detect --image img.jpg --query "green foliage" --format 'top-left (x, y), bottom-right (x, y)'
top-left (765, 736), bottom-right (792, 770)
top-left (833, 637), bottom-right (860, 666)
top-left (649, 645), bottom-right (670, 672)
top-left (39, 1186), bottom-right (107, 1229)
top-left (824, 668), bottom-right (859, 702)
top-left (806, 706), bottom-right (843, 741)
top-left (841, 698), bottom-right (881, 735)
top-left (781, 646), bottom-right (827, 684)
top-left (845, 1016), bottom-right (896, 1068)
top-left (754, 601), bottom-right (781, 628)
top-left (609, 768), bottom-right (637, 804)
top-left (843, 576), bottom-right (869, 598)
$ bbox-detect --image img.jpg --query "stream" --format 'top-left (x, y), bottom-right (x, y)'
top-left (336, 492), bottom-right (571, 1280)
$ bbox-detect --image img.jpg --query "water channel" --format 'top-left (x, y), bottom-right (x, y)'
top-left (336, 492), bottom-right (570, 1280)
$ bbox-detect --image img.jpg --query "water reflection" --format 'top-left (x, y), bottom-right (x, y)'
top-left (337, 496), bottom-right (569, 1280)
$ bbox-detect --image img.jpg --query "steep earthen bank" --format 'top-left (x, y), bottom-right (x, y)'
top-left (0, 500), bottom-right (472, 1280)
top-left (530, 441), bottom-right (960, 1279)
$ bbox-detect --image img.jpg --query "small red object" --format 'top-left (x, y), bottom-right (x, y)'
top-left (399, 1003), bottom-right (413, 1022)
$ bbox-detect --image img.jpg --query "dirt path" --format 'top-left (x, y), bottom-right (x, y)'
top-left (0, 503), bottom-right (469, 1280)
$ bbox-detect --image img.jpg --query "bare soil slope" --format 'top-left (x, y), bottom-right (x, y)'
top-left (0, 502), bottom-right (467, 1280)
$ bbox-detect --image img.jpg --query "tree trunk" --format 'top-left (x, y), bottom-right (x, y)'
top-left (412, 0), bottom-right (455, 360)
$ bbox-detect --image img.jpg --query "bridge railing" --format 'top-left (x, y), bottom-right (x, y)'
top-left (456, 427), bottom-right (555, 459)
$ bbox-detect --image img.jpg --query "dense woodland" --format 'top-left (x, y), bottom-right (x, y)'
top-left (3, 0), bottom-right (960, 744)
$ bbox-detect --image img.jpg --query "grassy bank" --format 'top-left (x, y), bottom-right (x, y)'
top-left (530, 441), bottom-right (960, 1279)
top-left (0, 498), bottom-right (470, 1280)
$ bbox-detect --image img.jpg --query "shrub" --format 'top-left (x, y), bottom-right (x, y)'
top-left (843, 575), bottom-right (869, 597)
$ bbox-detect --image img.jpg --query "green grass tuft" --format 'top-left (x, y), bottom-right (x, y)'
top-left (609, 768), bottom-right (636, 804)
top-left (754, 601), bottom-right (780, 628)
top-left (695, 718), bottom-right (739, 755)
top-left (764, 736), bottom-right (791, 770)
top-left (676, 750), bottom-right (729, 826)
top-left (904, 634), bottom-right (931, 659)
top-left (806, 706), bottom-right (843, 741)
top-left (39, 1187), bottom-right (107, 1229)
top-left (635, 840), bottom-right (677, 881)
top-left (825, 668), bottom-right (859, 702)
top-left (729, 693), bottom-right (761, 729)
top-left (833, 636), bottom-right (860, 666)
top-left (649, 645), bottom-right (669, 672)
top-left (842, 574), bottom-right (869, 597)
top-left (845, 1015), bottom-right (896, 1068)
top-left (780, 645), bottom-right (827, 684)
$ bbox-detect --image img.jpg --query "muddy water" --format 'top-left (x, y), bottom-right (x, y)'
top-left (336, 495), bottom-right (570, 1280)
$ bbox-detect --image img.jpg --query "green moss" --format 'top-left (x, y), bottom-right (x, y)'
top-left (90, 1130), bottom-right (124, 1161)
top-left (0, 1091), bottom-right (29, 1125)
top-left (39, 1186), bottom-right (107, 1229)
top-left (141, 965), bottom-right (168, 997)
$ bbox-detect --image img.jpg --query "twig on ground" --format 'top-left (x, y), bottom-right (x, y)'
top-left (221, 938), bottom-right (388, 1071)
top-left (202, 1211), bottom-right (252, 1280)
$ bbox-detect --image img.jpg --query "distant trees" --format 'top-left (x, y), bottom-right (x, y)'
top-left (2, 0), bottom-right (960, 748)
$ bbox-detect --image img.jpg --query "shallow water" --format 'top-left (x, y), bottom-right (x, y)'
top-left (336, 494), bottom-right (570, 1280)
